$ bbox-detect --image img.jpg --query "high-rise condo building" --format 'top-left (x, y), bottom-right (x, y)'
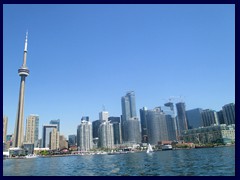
top-left (98, 121), bottom-right (114, 148)
top-left (201, 109), bottom-right (219, 127)
top-left (77, 120), bottom-right (93, 151)
top-left (146, 107), bottom-right (169, 145)
top-left (50, 119), bottom-right (60, 132)
top-left (13, 32), bottom-right (30, 148)
top-left (42, 124), bottom-right (58, 148)
top-left (3, 116), bottom-right (8, 143)
top-left (186, 108), bottom-right (203, 129)
top-left (50, 128), bottom-right (59, 150)
top-left (222, 103), bottom-right (235, 125)
top-left (25, 114), bottom-right (39, 147)
top-left (217, 110), bottom-right (225, 124)
top-left (176, 102), bottom-right (188, 136)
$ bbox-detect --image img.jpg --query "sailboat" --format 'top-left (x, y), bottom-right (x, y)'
top-left (146, 144), bottom-right (153, 153)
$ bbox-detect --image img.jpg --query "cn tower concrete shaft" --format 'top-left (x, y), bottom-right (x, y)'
top-left (13, 32), bottom-right (30, 148)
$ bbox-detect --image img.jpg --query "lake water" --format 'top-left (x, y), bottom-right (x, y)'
top-left (3, 146), bottom-right (235, 176)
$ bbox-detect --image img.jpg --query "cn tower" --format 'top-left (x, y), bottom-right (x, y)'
top-left (13, 32), bottom-right (30, 148)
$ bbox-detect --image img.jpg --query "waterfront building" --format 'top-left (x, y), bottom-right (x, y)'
top-left (25, 114), bottom-right (39, 147)
top-left (50, 119), bottom-right (60, 132)
top-left (42, 124), bottom-right (58, 148)
top-left (98, 121), bottom-right (114, 149)
top-left (140, 107), bottom-right (148, 143)
top-left (222, 103), bottom-right (235, 125)
top-left (99, 111), bottom-right (109, 121)
top-left (160, 105), bottom-right (177, 141)
top-left (68, 135), bottom-right (77, 146)
top-left (13, 32), bottom-right (30, 148)
top-left (182, 124), bottom-right (235, 144)
top-left (146, 108), bottom-right (168, 145)
top-left (77, 120), bottom-right (93, 151)
top-left (108, 117), bottom-right (122, 145)
top-left (176, 102), bottom-right (188, 136)
top-left (201, 109), bottom-right (219, 127)
top-left (217, 110), bottom-right (225, 124)
top-left (49, 128), bottom-right (59, 150)
top-left (121, 91), bottom-right (140, 143)
top-left (124, 117), bottom-right (141, 144)
top-left (3, 116), bottom-right (8, 143)
top-left (186, 108), bottom-right (203, 129)
top-left (23, 142), bottom-right (34, 155)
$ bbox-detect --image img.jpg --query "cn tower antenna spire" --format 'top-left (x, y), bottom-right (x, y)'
top-left (24, 30), bottom-right (28, 52)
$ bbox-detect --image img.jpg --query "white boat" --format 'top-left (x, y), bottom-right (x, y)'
top-left (161, 144), bottom-right (173, 151)
top-left (25, 154), bottom-right (39, 158)
top-left (146, 144), bottom-right (153, 153)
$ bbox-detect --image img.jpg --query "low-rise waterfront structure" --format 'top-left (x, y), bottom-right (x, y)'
top-left (182, 124), bottom-right (235, 144)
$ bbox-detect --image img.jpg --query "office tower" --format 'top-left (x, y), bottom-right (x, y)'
top-left (98, 121), bottom-right (114, 148)
top-left (50, 128), bottom-right (59, 150)
top-left (50, 119), bottom-right (60, 132)
top-left (201, 109), bottom-right (219, 127)
top-left (3, 116), bottom-right (8, 143)
top-left (99, 111), bottom-right (109, 121)
top-left (121, 91), bottom-right (140, 143)
top-left (146, 108), bottom-right (168, 145)
top-left (217, 110), bottom-right (225, 124)
top-left (13, 32), bottom-right (30, 148)
top-left (92, 120), bottom-right (102, 138)
top-left (68, 135), bottom-right (77, 146)
top-left (81, 116), bottom-right (89, 122)
top-left (59, 135), bottom-right (68, 149)
top-left (176, 102), bottom-right (188, 135)
top-left (42, 124), bottom-right (58, 148)
top-left (222, 103), bottom-right (235, 125)
top-left (140, 107), bottom-right (148, 143)
top-left (25, 114), bottom-right (39, 147)
top-left (77, 120), bottom-right (93, 151)
top-left (186, 108), bottom-right (203, 129)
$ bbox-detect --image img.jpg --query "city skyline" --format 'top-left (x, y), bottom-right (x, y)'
top-left (3, 4), bottom-right (235, 137)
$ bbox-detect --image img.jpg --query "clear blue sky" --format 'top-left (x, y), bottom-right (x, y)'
top-left (3, 4), bottom-right (235, 138)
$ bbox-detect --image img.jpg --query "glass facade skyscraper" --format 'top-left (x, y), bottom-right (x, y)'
top-left (50, 119), bottom-right (60, 132)
top-left (176, 102), bottom-right (188, 136)
top-left (186, 108), bottom-right (203, 129)
top-left (121, 91), bottom-right (140, 143)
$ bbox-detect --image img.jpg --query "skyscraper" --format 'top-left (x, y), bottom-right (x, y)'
top-left (42, 124), bottom-right (58, 148)
top-left (25, 114), bottom-right (39, 147)
top-left (99, 111), bottom-right (109, 121)
top-left (186, 108), bottom-right (203, 129)
top-left (50, 128), bottom-right (59, 150)
top-left (98, 121), bottom-right (114, 148)
top-left (50, 119), bottom-right (60, 132)
top-left (121, 91), bottom-right (140, 143)
top-left (146, 107), bottom-right (169, 145)
top-left (176, 102), bottom-right (188, 136)
top-left (3, 116), bottom-right (8, 143)
top-left (13, 32), bottom-right (30, 148)
top-left (222, 103), bottom-right (235, 125)
top-left (201, 109), bottom-right (219, 127)
top-left (77, 120), bottom-right (93, 151)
